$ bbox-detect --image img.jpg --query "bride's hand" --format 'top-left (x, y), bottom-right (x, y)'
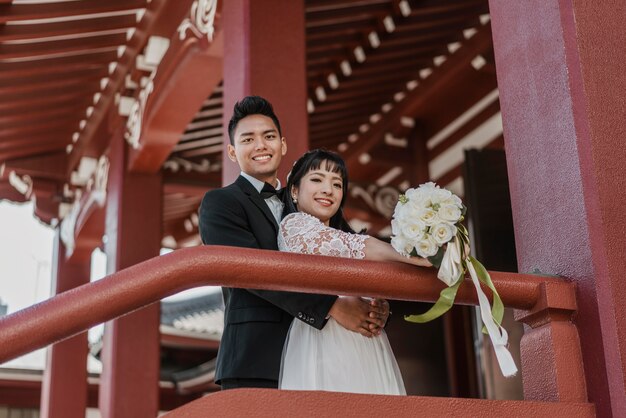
top-left (329, 296), bottom-right (380, 338)
top-left (407, 256), bottom-right (432, 268)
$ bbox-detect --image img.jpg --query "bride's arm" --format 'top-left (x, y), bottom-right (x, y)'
top-left (363, 236), bottom-right (432, 267)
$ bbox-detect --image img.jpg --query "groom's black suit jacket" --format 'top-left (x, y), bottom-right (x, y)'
top-left (198, 175), bottom-right (337, 385)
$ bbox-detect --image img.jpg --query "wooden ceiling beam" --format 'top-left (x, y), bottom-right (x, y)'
top-left (0, 142), bottom-right (68, 163)
top-left (306, 1), bottom-right (389, 16)
top-left (127, 26), bottom-right (224, 173)
top-left (0, 71), bottom-right (104, 96)
top-left (341, 23), bottom-right (493, 168)
top-left (163, 182), bottom-right (211, 197)
top-left (306, 17), bottom-right (373, 36)
top-left (307, 10), bottom-right (387, 29)
top-left (312, 98), bottom-right (383, 116)
top-left (0, 0), bottom-right (146, 24)
top-left (320, 83), bottom-right (399, 105)
top-left (429, 99), bottom-right (500, 160)
top-left (0, 112), bottom-right (83, 132)
top-left (306, 27), bottom-right (363, 43)
top-left (306, 32), bottom-right (362, 50)
top-left (0, 120), bottom-right (78, 143)
top-left (2, 152), bottom-right (68, 182)
top-left (0, 90), bottom-right (92, 114)
top-left (0, 131), bottom-right (72, 149)
top-left (0, 82), bottom-right (98, 106)
top-left (0, 50), bottom-right (117, 79)
top-left (0, 32), bottom-right (126, 60)
top-left (330, 69), bottom-right (422, 90)
top-left (405, 0), bottom-right (487, 18)
top-left (0, 98), bottom-right (91, 119)
top-left (162, 169), bottom-right (221, 192)
top-left (67, 0), bottom-right (198, 175)
top-left (0, 14), bottom-right (136, 42)
top-left (418, 71), bottom-right (497, 140)
top-left (0, 67), bottom-right (107, 90)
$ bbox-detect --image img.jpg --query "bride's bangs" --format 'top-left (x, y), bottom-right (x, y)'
top-left (308, 156), bottom-right (348, 185)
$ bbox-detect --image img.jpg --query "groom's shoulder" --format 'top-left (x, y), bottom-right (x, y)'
top-left (201, 180), bottom-right (245, 208)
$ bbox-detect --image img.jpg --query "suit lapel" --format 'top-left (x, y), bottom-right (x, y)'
top-left (235, 176), bottom-right (279, 232)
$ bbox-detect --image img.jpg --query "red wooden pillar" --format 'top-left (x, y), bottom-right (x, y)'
top-left (489, 1), bottom-right (626, 416)
top-left (40, 232), bottom-right (90, 418)
top-left (99, 130), bottom-right (162, 417)
top-left (222, 0), bottom-right (309, 185)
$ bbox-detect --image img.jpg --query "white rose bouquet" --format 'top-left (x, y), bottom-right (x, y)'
top-left (391, 182), bottom-right (517, 377)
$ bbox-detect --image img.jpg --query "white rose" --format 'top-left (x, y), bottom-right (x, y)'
top-left (438, 204), bottom-right (462, 223)
top-left (451, 194), bottom-right (463, 207)
top-left (404, 187), bottom-right (420, 201)
top-left (391, 235), bottom-right (413, 257)
top-left (431, 222), bottom-right (457, 245)
top-left (394, 200), bottom-right (415, 220)
top-left (403, 218), bottom-right (427, 239)
top-left (391, 218), bottom-right (402, 236)
top-left (431, 187), bottom-right (452, 204)
top-left (415, 235), bottom-right (439, 258)
top-left (418, 207), bottom-right (438, 226)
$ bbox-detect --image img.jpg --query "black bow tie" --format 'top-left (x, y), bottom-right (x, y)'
top-left (260, 182), bottom-right (278, 199)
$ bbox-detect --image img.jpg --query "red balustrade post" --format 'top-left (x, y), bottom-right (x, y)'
top-left (40, 232), bottom-right (91, 418)
top-left (515, 282), bottom-right (586, 402)
top-left (98, 128), bottom-right (162, 417)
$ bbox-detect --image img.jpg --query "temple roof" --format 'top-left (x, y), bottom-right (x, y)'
top-left (0, 0), bottom-right (502, 245)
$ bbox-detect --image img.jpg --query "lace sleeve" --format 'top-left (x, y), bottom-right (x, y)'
top-left (278, 212), bottom-right (368, 259)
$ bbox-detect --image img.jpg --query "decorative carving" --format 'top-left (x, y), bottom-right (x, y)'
top-left (60, 156), bottom-right (110, 255)
top-left (124, 72), bottom-right (156, 149)
top-left (8, 171), bottom-right (33, 197)
top-left (163, 157), bottom-right (219, 173)
top-left (178, 0), bottom-right (218, 41)
top-left (349, 184), bottom-right (400, 219)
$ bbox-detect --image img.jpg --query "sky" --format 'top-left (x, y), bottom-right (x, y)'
top-left (0, 200), bottom-right (217, 371)
top-left (0, 200), bottom-right (56, 369)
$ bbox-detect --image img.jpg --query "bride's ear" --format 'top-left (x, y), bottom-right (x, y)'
top-left (290, 185), bottom-right (298, 204)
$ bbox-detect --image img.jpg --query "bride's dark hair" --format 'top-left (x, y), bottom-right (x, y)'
top-left (282, 149), bottom-right (355, 233)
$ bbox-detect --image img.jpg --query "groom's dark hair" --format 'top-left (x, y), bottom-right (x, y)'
top-left (228, 96), bottom-right (283, 145)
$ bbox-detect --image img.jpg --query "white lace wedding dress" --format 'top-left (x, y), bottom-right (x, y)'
top-left (277, 212), bottom-right (406, 395)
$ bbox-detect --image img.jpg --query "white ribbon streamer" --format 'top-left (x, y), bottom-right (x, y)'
top-left (437, 237), bottom-right (462, 286)
top-left (466, 260), bottom-right (518, 377)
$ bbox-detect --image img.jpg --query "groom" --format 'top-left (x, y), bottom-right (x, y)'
top-left (199, 96), bottom-right (388, 390)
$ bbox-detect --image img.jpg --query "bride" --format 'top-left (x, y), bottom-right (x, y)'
top-left (278, 149), bottom-right (431, 395)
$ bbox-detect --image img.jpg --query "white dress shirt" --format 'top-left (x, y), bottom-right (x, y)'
top-left (240, 172), bottom-right (284, 225)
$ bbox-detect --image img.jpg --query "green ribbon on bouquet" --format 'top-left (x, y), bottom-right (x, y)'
top-left (404, 276), bottom-right (463, 323)
top-left (404, 236), bottom-right (504, 330)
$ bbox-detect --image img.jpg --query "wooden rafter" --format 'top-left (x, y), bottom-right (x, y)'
top-left (0, 32), bottom-right (127, 60)
top-left (0, 0), bottom-right (145, 24)
top-left (341, 23), bottom-right (493, 169)
top-left (0, 14), bottom-right (136, 42)
top-left (0, 50), bottom-right (118, 79)
top-left (66, 0), bottom-right (197, 175)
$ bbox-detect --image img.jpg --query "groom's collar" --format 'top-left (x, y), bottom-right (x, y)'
top-left (240, 172), bottom-right (282, 193)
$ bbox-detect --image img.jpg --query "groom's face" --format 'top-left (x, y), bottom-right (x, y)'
top-left (227, 114), bottom-right (287, 185)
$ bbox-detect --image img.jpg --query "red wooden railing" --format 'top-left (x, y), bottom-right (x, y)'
top-left (0, 246), bottom-right (595, 417)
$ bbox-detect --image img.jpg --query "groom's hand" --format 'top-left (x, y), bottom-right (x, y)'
top-left (368, 299), bottom-right (390, 336)
top-left (329, 296), bottom-right (382, 338)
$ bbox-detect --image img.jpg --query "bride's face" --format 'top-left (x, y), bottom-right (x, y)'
top-left (291, 161), bottom-right (344, 226)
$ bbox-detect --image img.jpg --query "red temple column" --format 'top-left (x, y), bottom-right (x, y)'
top-left (222, 0), bottom-right (309, 184)
top-left (98, 130), bottom-right (162, 417)
top-left (489, 1), bottom-right (626, 416)
top-left (40, 232), bottom-right (90, 418)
